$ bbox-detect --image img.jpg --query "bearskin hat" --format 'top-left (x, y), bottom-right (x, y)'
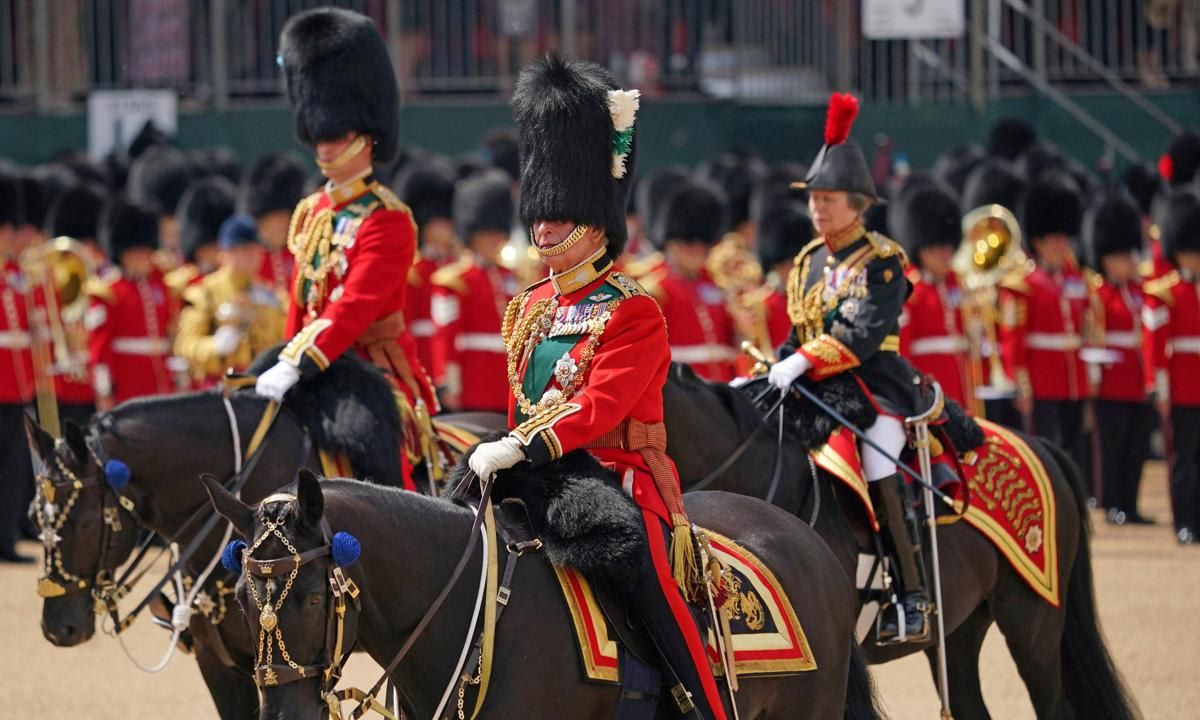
top-left (454, 169), bottom-right (514, 241)
top-left (279, 7), bottom-right (400, 164)
top-left (932, 145), bottom-right (986, 197)
top-left (659, 179), bottom-right (727, 246)
top-left (696, 151), bottom-right (769, 229)
top-left (1013, 143), bottom-right (1068, 182)
top-left (1120, 162), bottom-right (1162, 217)
top-left (1082, 193), bottom-right (1142, 268)
top-left (481, 128), bottom-right (520, 181)
top-left (961, 159), bottom-right (1025, 214)
top-left (512, 55), bottom-right (639, 255)
top-left (986, 117), bottom-right (1037, 162)
top-left (893, 186), bottom-right (961, 264)
top-left (45, 183), bottom-right (107, 241)
top-left (1021, 171), bottom-right (1083, 242)
top-left (188, 146), bottom-right (242, 185)
top-left (0, 164), bottom-right (20, 227)
top-left (1157, 188), bottom-right (1200, 261)
top-left (126, 119), bottom-right (170, 160)
top-left (127, 146), bottom-right (194, 217)
top-left (240, 153), bottom-right (308, 219)
top-left (53, 150), bottom-right (109, 188)
top-left (1160, 131), bottom-right (1200, 188)
top-left (757, 199), bottom-right (814, 270)
top-left (796, 93), bottom-right (877, 200)
top-left (393, 156), bottom-right (457, 231)
top-left (99, 199), bottom-right (159, 264)
top-left (16, 172), bottom-right (49, 230)
top-left (634, 165), bottom-right (689, 250)
top-left (750, 163), bottom-right (809, 226)
top-left (177, 177), bottom-right (236, 262)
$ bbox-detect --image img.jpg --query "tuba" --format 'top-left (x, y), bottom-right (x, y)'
top-left (707, 231), bottom-right (773, 373)
top-left (954, 205), bottom-right (1026, 414)
top-left (19, 236), bottom-right (96, 436)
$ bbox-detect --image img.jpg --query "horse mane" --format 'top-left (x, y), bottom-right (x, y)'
top-left (246, 344), bottom-right (403, 485)
top-left (667, 362), bottom-right (763, 437)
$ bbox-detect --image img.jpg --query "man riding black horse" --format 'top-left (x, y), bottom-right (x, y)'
top-left (763, 93), bottom-right (931, 643)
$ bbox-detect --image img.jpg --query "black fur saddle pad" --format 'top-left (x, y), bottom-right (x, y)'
top-left (245, 343), bottom-right (403, 485)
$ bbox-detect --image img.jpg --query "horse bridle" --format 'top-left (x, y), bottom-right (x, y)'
top-left (240, 494), bottom-right (363, 716)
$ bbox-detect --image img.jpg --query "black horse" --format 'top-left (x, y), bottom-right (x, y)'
top-left (204, 465), bottom-right (882, 720)
top-left (661, 365), bottom-right (1139, 720)
top-left (25, 349), bottom-right (507, 720)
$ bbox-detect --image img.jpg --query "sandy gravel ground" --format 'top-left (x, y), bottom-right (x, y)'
top-left (0, 462), bottom-right (1195, 719)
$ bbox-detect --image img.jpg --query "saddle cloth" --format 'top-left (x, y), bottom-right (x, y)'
top-left (554, 529), bottom-right (816, 683)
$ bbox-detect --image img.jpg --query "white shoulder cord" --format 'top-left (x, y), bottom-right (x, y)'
top-left (431, 507), bottom-right (490, 719)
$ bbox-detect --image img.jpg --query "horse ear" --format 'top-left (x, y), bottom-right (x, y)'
top-left (63, 420), bottom-right (89, 462)
top-left (199, 474), bottom-right (256, 538)
top-left (296, 469), bottom-right (325, 531)
top-left (23, 412), bottom-right (55, 464)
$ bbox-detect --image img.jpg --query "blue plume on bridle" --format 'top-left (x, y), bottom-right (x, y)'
top-left (221, 539), bottom-right (247, 574)
top-left (104, 459), bottom-right (131, 490)
top-left (332, 532), bottom-right (361, 567)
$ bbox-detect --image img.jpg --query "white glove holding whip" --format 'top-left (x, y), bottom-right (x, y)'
top-left (255, 361), bottom-right (300, 402)
top-left (468, 436), bottom-right (527, 481)
top-left (767, 353), bottom-right (812, 391)
top-left (212, 326), bottom-right (243, 356)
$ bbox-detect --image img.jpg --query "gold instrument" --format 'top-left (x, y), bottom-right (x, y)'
top-left (19, 236), bottom-right (96, 436)
top-left (708, 232), bottom-right (773, 365)
top-left (954, 205), bottom-right (1026, 414)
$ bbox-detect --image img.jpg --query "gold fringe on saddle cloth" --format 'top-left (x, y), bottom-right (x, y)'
top-left (587, 419), bottom-right (706, 602)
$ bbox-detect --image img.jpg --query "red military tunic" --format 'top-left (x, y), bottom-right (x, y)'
top-left (404, 256), bottom-right (439, 376)
top-left (431, 255), bottom-right (515, 412)
top-left (85, 268), bottom-right (174, 404)
top-left (764, 283), bottom-right (791, 351)
top-left (644, 267), bottom-right (737, 382)
top-left (0, 259), bottom-right (34, 404)
top-left (1092, 275), bottom-right (1147, 402)
top-left (899, 268), bottom-right (975, 408)
top-left (998, 262), bottom-right (1092, 401)
top-left (258, 246), bottom-right (295, 303)
top-left (1143, 269), bottom-right (1200, 406)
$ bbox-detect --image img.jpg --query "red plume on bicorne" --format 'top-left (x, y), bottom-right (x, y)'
top-left (1159, 153), bottom-right (1174, 184)
top-left (824, 92), bottom-right (860, 146)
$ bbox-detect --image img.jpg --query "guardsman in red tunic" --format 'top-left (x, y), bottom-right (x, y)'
top-left (756, 199), bottom-right (814, 353)
top-left (240, 153), bottom-right (308, 300)
top-left (254, 8), bottom-right (438, 486)
top-left (642, 178), bottom-right (739, 382)
top-left (468, 56), bottom-right (727, 719)
top-left (997, 172), bottom-right (1092, 475)
top-left (87, 200), bottom-right (175, 410)
top-left (1082, 194), bottom-right (1156, 526)
top-left (0, 166), bottom-right (35, 563)
top-left (432, 169), bottom-right (516, 412)
top-left (895, 186), bottom-right (978, 411)
top-left (394, 157), bottom-right (459, 375)
top-left (1142, 189), bottom-right (1200, 545)
top-left (622, 166), bottom-right (688, 281)
top-left (127, 146), bottom-right (194, 269)
top-left (1120, 162), bottom-right (1169, 281)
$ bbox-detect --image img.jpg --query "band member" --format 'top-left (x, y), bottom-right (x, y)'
top-left (896, 186), bottom-right (977, 410)
top-left (167, 176), bottom-right (237, 291)
top-left (1120, 162), bottom-right (1168, 280)
top-left (468, 56), bottom-right (727, 719)
top-left (756, 199), bottom-right (814, 352)
top-left (998, 172), bottom-right (1092, 474)
top-left (626, 165), bottom-right (688, 273)
top-left (1143, 189), bottom-right (1200, 545)
top-left (394, 156), bottom-right (459, 374)
top-left (254, 7), bottom-right (438, 485)
top-left (239, 153), bottom-right (308, 298)
top-left (766, 93), bottom-right (930, 642)
top-left (644, 178), bottom-right (739, 381)
top-left (174, 215), bottom-right (285, 386)
top-left (0, 165), bottom-right (34, 563)
top-left (127, 145), bottom-right (194, 267)
top-left (431, 169), bottom-right (516, 412)
top-left (1083, 194), bottom-right (1155, 525)
top-left (87, 199), bottom-right (175, 409)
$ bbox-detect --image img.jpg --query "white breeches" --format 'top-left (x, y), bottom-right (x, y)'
top-left (862, 414), bottom-right (907, 482)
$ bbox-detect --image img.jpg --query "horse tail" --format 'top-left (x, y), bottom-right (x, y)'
top-left (843, 640), bottom-right (884, 720)
top-left (1039, 439), bottom-right (1140, 720)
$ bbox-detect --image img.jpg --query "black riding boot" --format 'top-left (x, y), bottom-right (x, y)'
top-left (872, 473), bottom-right (930, 643)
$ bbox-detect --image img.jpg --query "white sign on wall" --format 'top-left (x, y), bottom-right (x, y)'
top-left (87, 90), bottom-right (179, 159)
top-left (862, 0), bottom-right (966, 39)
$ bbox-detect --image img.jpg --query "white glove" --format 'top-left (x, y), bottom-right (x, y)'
top-left (468, 436), bottom-right (527, 481)
top-left (212, 326), bottom-right (243, 356)
top-left (255, 361), bottom-right (301, 402)
top-left (729, 376), bottom-right (751, 388)
top-left (767, 353), bottom-right (812, 391)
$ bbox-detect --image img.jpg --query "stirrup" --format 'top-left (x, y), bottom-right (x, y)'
top-left (876, 596), bottom-right (931, 646)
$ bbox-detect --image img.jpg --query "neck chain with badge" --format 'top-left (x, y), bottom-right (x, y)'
top-left (503, 249), bottom-right (617, 417)
top-left (287, 178), bottom-right (372, 311)
top-left (787, 222), bottom-right (870, 345)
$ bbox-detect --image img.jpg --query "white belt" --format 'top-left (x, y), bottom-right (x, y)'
top-left (455, 333), bottom-right (506, 353)
top-left (909, 335), bottom-right (968, 356)
top-left (671, 344), bottom-right (738, 365)
top-left (410, 319), bottom-right (436, 338)
top-left (1026, 332), bottom-right (1082, 351)
top-left (112, 337), bottom-right (171, 355)
top-left (1169, 337), bottom-right (1200, 354)
top-left (1103, 331), bottom-right (1139, 349)
top-left (0, 329), bottom-right (31, 349)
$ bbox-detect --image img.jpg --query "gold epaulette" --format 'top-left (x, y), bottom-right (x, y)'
top-left (84, 270), bottom-right (119, 304)
top-left (793, 238), bottom-right (825, 267)
top-left (998, 262), bottom-right (1033, 294)
top-left (1137, 258), bottom-right (1155, 279)
top-left (431, 258), bottom-right (472, 295)
top-left (1144, 270), bottom-right (1180, 305)
top-left (608, 271), bottom-right (649, 299)
top-left (1084, 268), bottom-right (1104, 290)
top-left (369, 182), bottom-right (419, 236)
top-left (867, 232), bottom-right (908, 266)
top-left (637, 266), bottom-right (669, 301)
top-left (622, 251), bottom-right (664, 280)
top-left (164, 265), bottom-right (200, 296)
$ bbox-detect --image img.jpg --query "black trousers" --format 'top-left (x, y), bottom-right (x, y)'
top-left (1094, 400), bottom-right (1155, 514)
top-left (0, 403), bottom-right (33, 552)
top-left (1031, 400), bottom-right (1090, 489)
top-left (1168, 406), bottom-right (1200, 532)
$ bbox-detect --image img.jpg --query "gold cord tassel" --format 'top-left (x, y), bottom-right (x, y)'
top-left (669, 514), bottom-right (702, 601)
